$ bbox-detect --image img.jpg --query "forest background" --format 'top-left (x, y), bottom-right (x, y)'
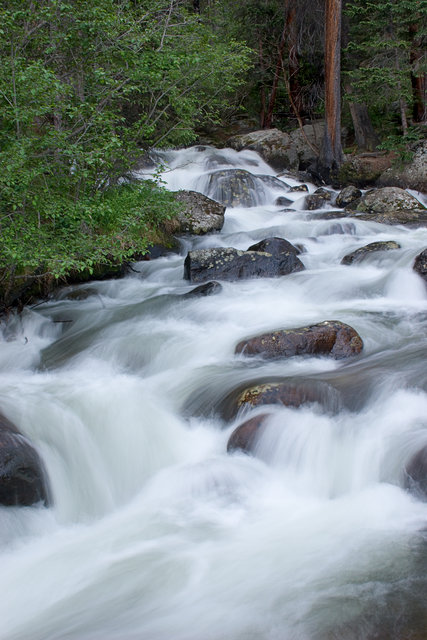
top-left (0, 0), bottom-right (426, 307)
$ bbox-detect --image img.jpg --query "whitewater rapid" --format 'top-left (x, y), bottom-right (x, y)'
top-left (0, 145), bottom-right (426, 640)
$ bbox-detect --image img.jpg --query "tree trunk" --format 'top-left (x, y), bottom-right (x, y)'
top-left (409, 23), bottom-right (426, 123)
top-left (286, 1), bottom-right (303, 118)
top-left (264, 13), bottom-right (288, 129)
top-left (320, 0), bottom-right (344, 176)
top-left (345, 84), bottom-right (379, 151)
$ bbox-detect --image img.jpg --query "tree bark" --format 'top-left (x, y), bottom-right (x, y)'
top-left (320, 0), bottom-right (344, 175)
top-left (345, 84), bottom-right (379, 151)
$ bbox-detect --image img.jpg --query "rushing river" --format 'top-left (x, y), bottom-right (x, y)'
top-left (1, 146), bottom-right (427, 640)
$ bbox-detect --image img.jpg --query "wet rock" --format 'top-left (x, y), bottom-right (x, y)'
top-left (221, 378), bottom-right (342, 420)
top-left (348, 187), bottom-right (423, 214)
top-left (235, 320), bottom-right (363, 360)
top-left (227, 413), bottom-right (271, 454)
top-left (227, 123), bottom-right (325, 171)
top-left (0, 414), bottom-right (50, 507)
top-left (182, 281), bottom-right (223, 298)
top-left (288, 184), bottom-right (308, 192)
top-left (304, 190), bottom-right (331, 210)
top-left (204, 169), bottom-right (265, 207)
top-left (173, 190), bottom-right (225, 235)
top-left (247, 237), bottom-right (301, 256)
top-left (275, 196), bottom-right (293, 206)
top-left (321, 222), bottom-right (357, 236)
top-left (335, 185), bottom-right (362, 208)
top-left (404, 445), bottom-right (427, 500)
top-left (413, 248), bottom-right (427, 283)
top-left (184, 244), bottom-right (304, 283)
top-left (341, 241), bottom-right (401, 265)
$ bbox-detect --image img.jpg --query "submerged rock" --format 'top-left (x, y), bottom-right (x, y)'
top-left (413, 248), bottom-right (427, 283)
top-left (204, 169), bottom-right (265, 207)
top-left (235, 320), bottom-right (363, 360)
top-left (184, 241), bottom-right (304, 283)
top-left (404, 446), bottom-right (427, 500)
top-left (341, 241), bottom-right (401, 265)
top-left (227, 413), bottom-right (271, 454)
top-left (173, 190), bottom-right (225, 235)
top-left (0, 414), bottom-right (50, 507)
top-left (182, 281), bottom-right (223, 298)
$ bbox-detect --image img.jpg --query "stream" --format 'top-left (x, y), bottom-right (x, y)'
top-left (1, 145), bottom-right (427, 639)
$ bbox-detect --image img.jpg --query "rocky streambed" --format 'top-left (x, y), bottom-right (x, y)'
top-left (0, 143), bottom-right (427, 640)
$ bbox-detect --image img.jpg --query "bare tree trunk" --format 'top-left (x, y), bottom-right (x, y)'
top-left (409, 23), bottom-right (426, 123)
top-left (286, 1), bottom-right (303, 118)
top-left (320, 0), bottom-right (344, 175)
top-left (345, 84), bottom-right (379, 151)
top-left (264, 14), bottom-right (288, 128)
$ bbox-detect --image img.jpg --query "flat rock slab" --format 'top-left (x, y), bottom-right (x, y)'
top-left (184, 245), bottom-right (304, 283)
top-left (0, 414), bottom-right (50, 507)
top-left (235, 320), bottom-right (363, 360)
top-left (341, 241), bottom-right (401, 265)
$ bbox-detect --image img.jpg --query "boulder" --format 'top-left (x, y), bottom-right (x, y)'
top-left (182, 281), bottom-right (223, 298)
top-left (227, 122), bottom-right (325, 171)
top-left (235, 320), bottom-right (363, 360)
top-left (220, 378), bottom-right (342, 420)
top-left (204, 169), bottom-right (264, 207)
top-left (413, 248), bottom-right (427, 283)
top-left (349, 187), bottom-right (423, 214)
top-left (341, 241), bottom-right (401, 265)
top-left (378, 140), bottom-right (427, 192)
top-left (0, 414), bottom-right (50, 507)
top-left (404, 445), bottom-right (427, 500)
top-left (305, 188), bottom-right (332, 210)
top-left (247, 236), bottom-right (301, 256)
top-left (335, 185), bottom-right (362, 208)
top-left (227, 413), bottom-right (271, 454)
top-left (338, 153), bottom-right (395, 187)
top-left (173, 190), bottom-right (225, 234)
top-left (184, 243), bottom-right (304, 283)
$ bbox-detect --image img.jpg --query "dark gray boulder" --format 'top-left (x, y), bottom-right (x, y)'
top-left (413, 248), bottom-right (427, 283)
top-left (235, 320), bottom-right (363, 360)
top-left (247, 236), bottom-right (301, 256)
top-left (341, 241), bottom-right (401, 265)
top-left (184, 242), bottom-right (304, 283)
top-left (0, 414), bottom-right (50, 507)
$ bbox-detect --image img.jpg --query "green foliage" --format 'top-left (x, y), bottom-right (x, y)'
top-left (344, 0), bottom-right (427, 115)
top-left (0, 0), bottom-right (251, 291)
top-left (377, 125), bottom-right (425, 164)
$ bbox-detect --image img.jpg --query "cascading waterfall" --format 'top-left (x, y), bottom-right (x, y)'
top-left (0, 145), bottom-right (427, 640)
